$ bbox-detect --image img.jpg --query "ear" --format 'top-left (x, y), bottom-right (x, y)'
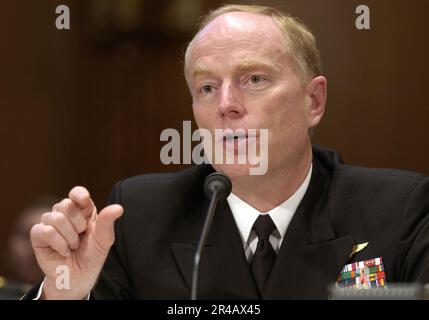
top-left (305, 76), bottom-right (327, 128)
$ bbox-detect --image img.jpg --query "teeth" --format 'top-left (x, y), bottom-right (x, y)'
top-left (224, 134), bottom-right (246, 141)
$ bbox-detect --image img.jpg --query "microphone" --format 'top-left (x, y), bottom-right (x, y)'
top-left (191, 172), bottom-right (232, 300)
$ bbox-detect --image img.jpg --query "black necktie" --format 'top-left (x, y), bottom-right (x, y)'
top-left (250, 215), bottom-right (277, 293)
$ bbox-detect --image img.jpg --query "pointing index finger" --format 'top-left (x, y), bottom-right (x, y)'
top-left (68, 186), bottom-right (95, 217)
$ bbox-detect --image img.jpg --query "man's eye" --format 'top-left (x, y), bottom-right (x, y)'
top-left (249, 75), bottom-right (264, 84)
top-left (201, 84), bottom-right (215, 94)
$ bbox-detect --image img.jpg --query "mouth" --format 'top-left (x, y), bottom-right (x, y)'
top-left (218, 129), bottom-right (259, 142)
top-left (222, 132), bottom-right (248, 143)
top-left (219, 130), bottom-right (259, 155)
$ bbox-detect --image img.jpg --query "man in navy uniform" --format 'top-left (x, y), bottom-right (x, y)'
top-left (25, 5), bottom-right (429, 299)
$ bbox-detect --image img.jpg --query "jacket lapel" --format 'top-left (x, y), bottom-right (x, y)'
top-left (264, 157), bottom-right (354, 299)
top-left (171, 198), bottom-right (259, 299)
top-left (170, 151), bottom-right (355, 299)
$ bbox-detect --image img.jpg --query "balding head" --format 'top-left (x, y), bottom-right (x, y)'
top-left (184, 5), bottom-right (322, 86)
top-left (187, 11), bottom-right (288, 86)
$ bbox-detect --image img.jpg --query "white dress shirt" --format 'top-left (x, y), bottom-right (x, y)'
top-left (227, 164), bottom-right (312, 262)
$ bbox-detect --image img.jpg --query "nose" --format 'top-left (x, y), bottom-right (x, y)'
top-left (217, 83), bottom-right (245, 119)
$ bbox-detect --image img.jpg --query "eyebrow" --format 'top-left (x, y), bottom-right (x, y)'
top-left (190, 60), bottom-right (278, 80)
top-left (237, 60), bottom-right (278, 73)
top-left (191, 66), bottom-right (213, 79)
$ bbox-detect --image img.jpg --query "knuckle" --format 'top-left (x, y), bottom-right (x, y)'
top-left (30, 223), bottom-right (43, 240)
top-left (44, 211), bottom-right (66, 226)
top-left (61, 198), bottom-right (73, 208)
top-left (40, 212), bottom-right (51, 223)
top-left (51, 203), bottom-right (59, 212)
top-left (43, 225), bottom-right (60, 241)
top-left (51, 212), bottom-right (66, 225)
top-left (61, 198), bottom-right (72, 209)
top-left (52, 198), bottom-right (67, 212)
top-left (61, 198), bottom-right (73, 210)
top-left (45, 227), bottom-right (66, 250)
top-left (43, 224), bottom-right (54, 236)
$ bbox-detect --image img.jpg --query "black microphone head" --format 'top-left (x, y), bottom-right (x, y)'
top-left (204, 172), bottom-right (232, 201)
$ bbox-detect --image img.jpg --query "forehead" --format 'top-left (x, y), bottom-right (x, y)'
top-left (188, 12), bottom-right (288, 74)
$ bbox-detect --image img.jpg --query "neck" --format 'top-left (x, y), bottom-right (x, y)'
top-left (230, 144), bottom-right (313, 212)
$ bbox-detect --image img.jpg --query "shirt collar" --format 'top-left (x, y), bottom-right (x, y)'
top-left (227, 163), bottom-right (313, 244)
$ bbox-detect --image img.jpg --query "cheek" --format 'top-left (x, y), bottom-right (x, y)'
top-left (259, 87), bottom-right (308, 146)
top-left (261, 86), bottom-right (306, 125)
top-left (193, 99), bottom-right (221, 131)
top-left (192, 104), bottom-right (207, 127)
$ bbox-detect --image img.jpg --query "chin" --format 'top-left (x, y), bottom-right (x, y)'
top-left (211, 163), bottom-right (257, 180)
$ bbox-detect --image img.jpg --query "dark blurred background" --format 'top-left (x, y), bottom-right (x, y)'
top-left (0, 0), bottom-right (428, 280)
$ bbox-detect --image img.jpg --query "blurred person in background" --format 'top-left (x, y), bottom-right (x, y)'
top-left (0, 195), bottom-right (59, 299)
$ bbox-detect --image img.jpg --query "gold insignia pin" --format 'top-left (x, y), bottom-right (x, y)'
top-left (0, 276), bottom-right (6, 288)
top-left (350, 242), bottom-right (369, 258)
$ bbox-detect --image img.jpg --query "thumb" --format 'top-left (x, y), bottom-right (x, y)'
top-left (94, 204), bottom-right (124, 252)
